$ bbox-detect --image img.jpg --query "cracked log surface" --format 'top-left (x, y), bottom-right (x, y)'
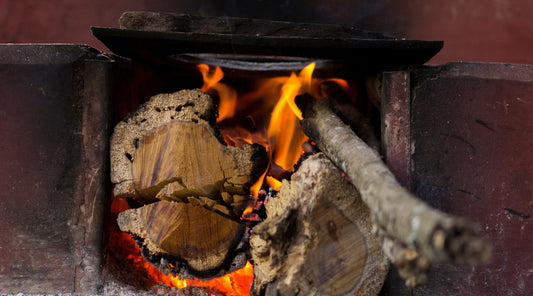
top-left (132, 120), bottom-right (263, 218)
top-left (297, 97), bottom-right (491, 286)
top-left (250, 153), bottom-right (387, 295)
top-left (110, 89), bottom-right (267, 280)
top-left (110, 88), bottom-right (217, 201)
top-left (110, 89), bottom-right (267, 217)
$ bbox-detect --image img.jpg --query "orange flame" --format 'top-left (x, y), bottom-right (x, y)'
top-left (198, 62), bottom-right (348, 179)
top-left (266, 63), bottom-right (318, 171)
top-left (198, 64), bottom-right (238, 122)
top-left (298, 62), bottom-right (316, 95)
top-left (168, 261), bottom-right (254, 294)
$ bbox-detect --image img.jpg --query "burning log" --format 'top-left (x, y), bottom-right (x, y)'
top-left (117, 200), bottom-right (248, 279)
top-left (297, 97), bottom-right (491, 286)
top-left (250, 153), bottom-right (388, 296)
top-left (110, 89), bottom-right (268, 280)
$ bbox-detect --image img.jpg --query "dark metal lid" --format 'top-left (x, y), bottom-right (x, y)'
top-left (92, 12), bottom-right (443, 69)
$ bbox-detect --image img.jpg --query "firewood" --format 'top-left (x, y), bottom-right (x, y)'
top-left (250, 153), bottom-right (387, 296)
top-left (319, 80), bottom-right (380, 151)
top-left (110, 89), bottom-right (217, 200)
top-left (110, 89), bottom-right (267, 218)
top-left (297, 96), bottom-right (491, 286)
top-left (132, 120), bottom-right (264, 217)
top-left (117, 200), bottom-right (248, 279)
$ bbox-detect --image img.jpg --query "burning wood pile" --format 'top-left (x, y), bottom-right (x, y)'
top-left (105, 12), bottom-right (491, 296)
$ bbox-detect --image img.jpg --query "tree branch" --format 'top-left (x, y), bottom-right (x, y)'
top-left (297, 96), bottom-right (491, 286)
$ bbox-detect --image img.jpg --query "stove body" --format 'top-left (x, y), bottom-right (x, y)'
top-left (0, 20), bottom-right (532, 295)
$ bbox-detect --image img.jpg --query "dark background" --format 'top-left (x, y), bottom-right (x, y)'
top-left (1, 0), bottom-right (532, 65)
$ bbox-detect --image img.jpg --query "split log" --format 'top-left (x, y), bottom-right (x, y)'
top-left (297, 97), bottom-right (491, 286)
top-left (250, 153), bottom-right (387, 296)
top-left (110, 89), bottom-right (217, 201)
top-left (132, 120), bottom-right (264, 218)
top-left (117, 200), bottom-right (248, 279)
top-left (110, 89), bottom-right (267, 218)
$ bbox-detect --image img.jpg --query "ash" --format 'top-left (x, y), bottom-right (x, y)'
top-left (103, 281), bottom-right (220, 296)
top-left (1, 283), bottom-right (219, 296)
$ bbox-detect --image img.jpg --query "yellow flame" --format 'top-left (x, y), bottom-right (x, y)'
top-left (265, 63), bottom-right (320, 171)
top-left (266, 176), bottom-right (282, 191)
top-left (242, 205), bottom-right (254, 217)
top-left (299, 62), bottom-right (316, 94)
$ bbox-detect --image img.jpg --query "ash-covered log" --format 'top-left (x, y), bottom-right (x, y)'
top-left (297, 96), bottom-right (492, 287)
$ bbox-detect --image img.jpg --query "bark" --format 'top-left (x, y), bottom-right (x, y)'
top-left (250, 153), bottom-right (387, 296)
top-left (297, 97), bottom-right (491, 286)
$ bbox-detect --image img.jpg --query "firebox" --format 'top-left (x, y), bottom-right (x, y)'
top-left (1, 11), bottom-right (532, 296)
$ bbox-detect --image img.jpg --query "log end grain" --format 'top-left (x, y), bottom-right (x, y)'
top-left (117, 200), bottom-right (247, 277)
top-left (250, 153), bottom-right (387, 296)
top-left (110, 89), bottom-right (217, 199)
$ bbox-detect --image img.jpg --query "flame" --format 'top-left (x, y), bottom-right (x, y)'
top-left (266, 63), bottom-right (318, 171)
top-left (298, 62), bottom-right (316, 94)
top-left (168, 261), bottom-right (254, 294)
top-left (196, 62), bottom-right (347, 174)
top-left (266, 176), bottom-right (282, 191)
top-left (198, 64), bottom-right (238, 122)
top-left (198, 61), bottom-right (348, 179)
top-left (324, 78), bottom-right (349, 92)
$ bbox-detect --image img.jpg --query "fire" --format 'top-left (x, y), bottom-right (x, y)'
top-left (266, 176), bottom-right (282, 191)
top-left (109, 63), bottom-right (350, 295)
top-left (168, 261), bottom-right (254, 294)
top-left (266, 63), bottom-right (318, 170)
top-left (197, 62), bottom-right (348, 183)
